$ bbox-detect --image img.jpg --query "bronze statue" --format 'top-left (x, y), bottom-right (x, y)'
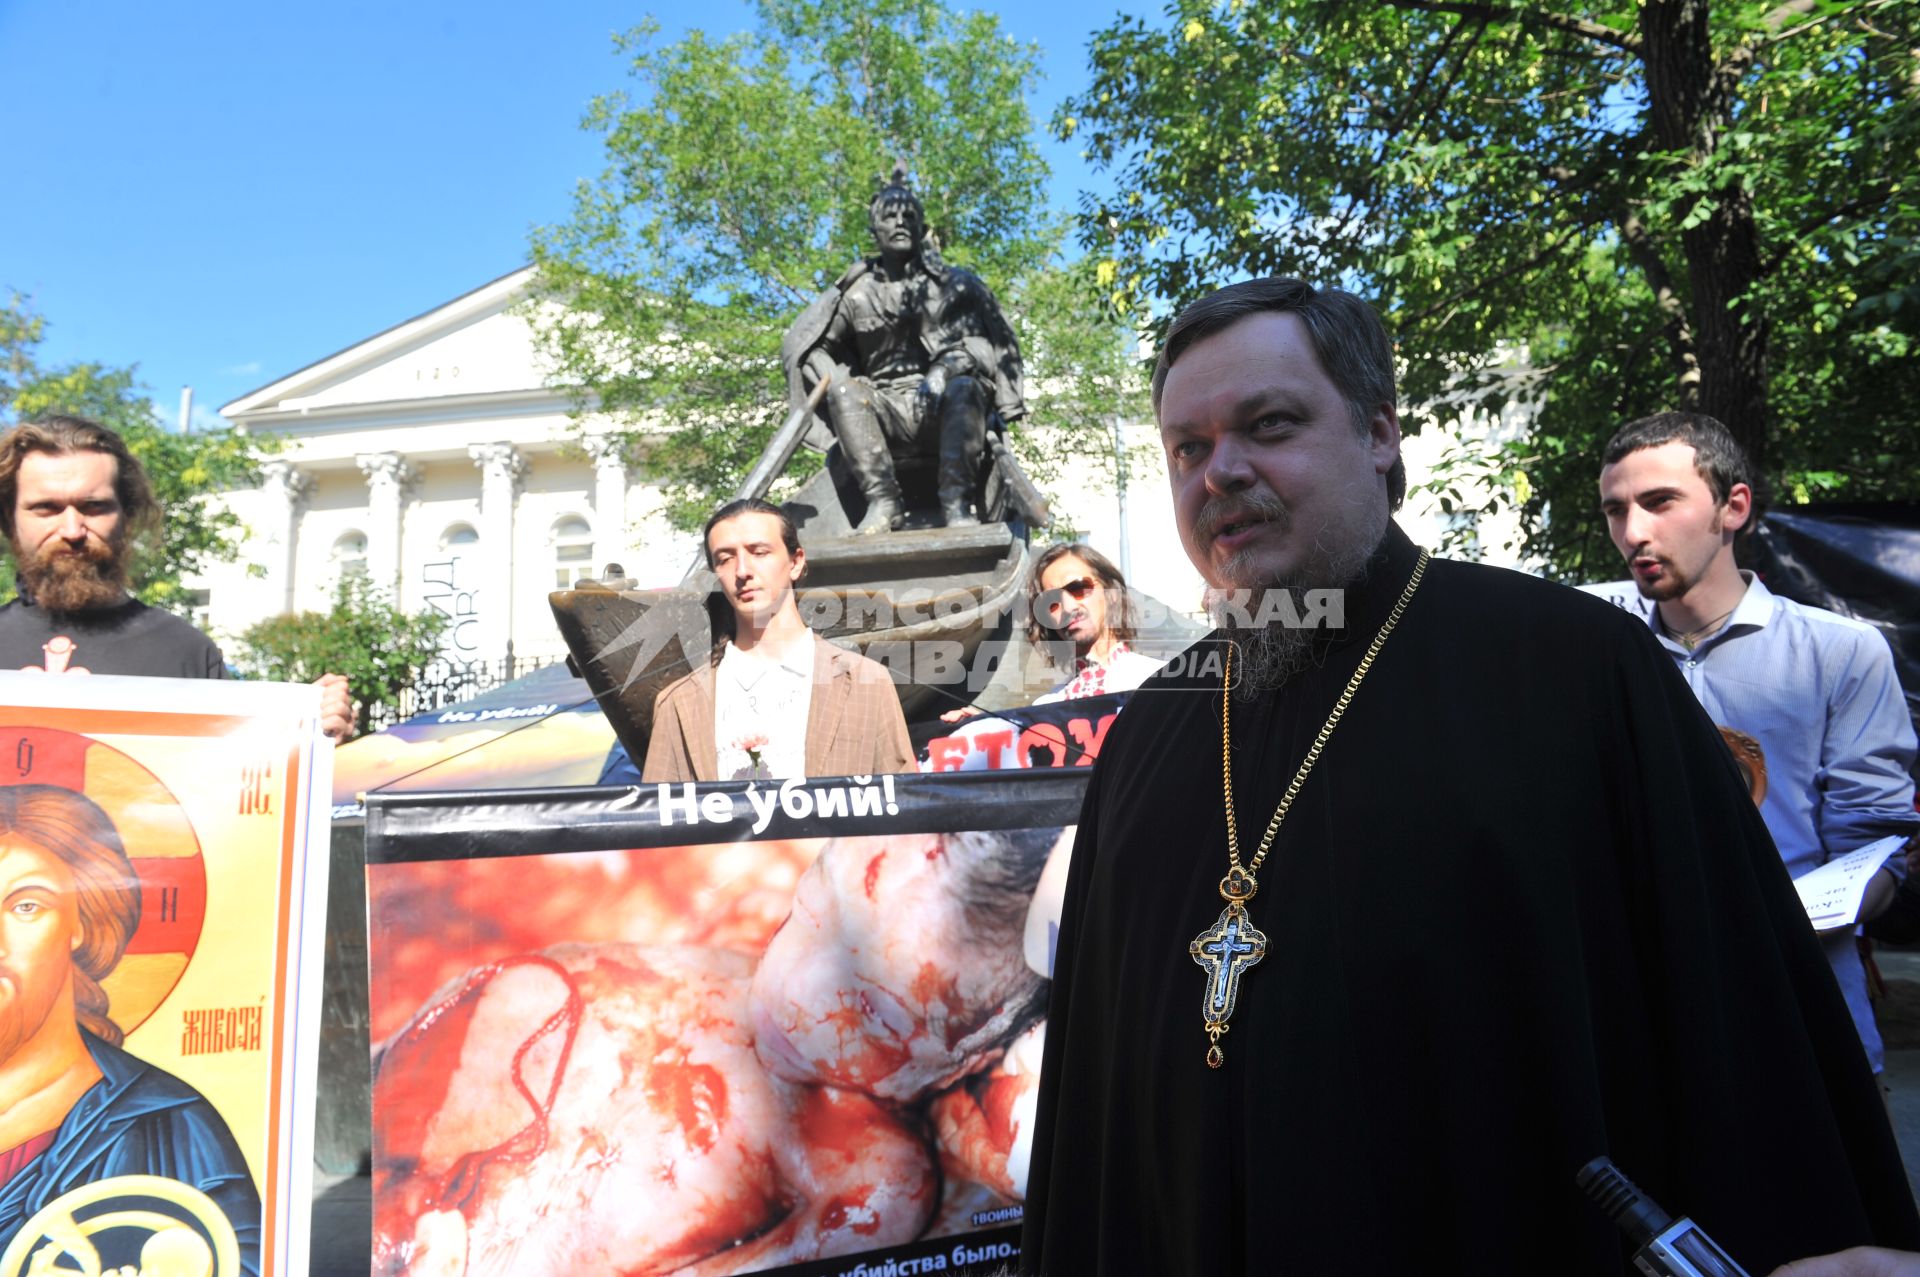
top-left (782, 168), bottom-right (1026, 534)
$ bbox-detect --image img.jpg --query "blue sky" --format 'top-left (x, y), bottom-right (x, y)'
top-left (2, 0), bottom-right (1154, 429)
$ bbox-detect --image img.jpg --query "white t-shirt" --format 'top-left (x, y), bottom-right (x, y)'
top-left (713, 634), bottom-right (815, 781)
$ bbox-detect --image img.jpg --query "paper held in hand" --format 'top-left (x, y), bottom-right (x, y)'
top-left (1794, 836), bottom-right (1907, 931)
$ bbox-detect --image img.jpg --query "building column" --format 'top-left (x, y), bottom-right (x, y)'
top-left (355, 452), bottom-right (417, 599)
top-left (468, 443), bottom-right (526, 663)
top-left (256, 459), bottom-right (312, 617)
top-left (587, 434), bottom-right (631, 572)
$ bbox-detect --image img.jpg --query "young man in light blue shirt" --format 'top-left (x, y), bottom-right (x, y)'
top-left (1589, 411), bottom-right (1918, 1078)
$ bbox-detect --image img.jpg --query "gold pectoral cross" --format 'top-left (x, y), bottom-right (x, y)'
top-left (1189, 888), bottom-right (1267, 1069)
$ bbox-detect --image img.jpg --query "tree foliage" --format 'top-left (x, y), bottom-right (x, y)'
top-left (1005, 251), bottom-right (1157, 490)
top-left (1060, 0), bottom-right (1920, 576)
top-left (233, 574), bottom-right (450, 739)
top-left (530, 0), bottom-right (1147, 528)
top-left (0, 295), bottom-right (268, 607)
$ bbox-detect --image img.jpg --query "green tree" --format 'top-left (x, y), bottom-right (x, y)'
top-left (1004, 249), bottom-right (1159, 490)
top-left (232, 575), bottom-right (450, 739)
top-left (1060, 1), bottom-right (1920, 576)
top-left (0, 295), bottom-right (268, 606)
top-left (529, 0), bottom-right (1147, 528)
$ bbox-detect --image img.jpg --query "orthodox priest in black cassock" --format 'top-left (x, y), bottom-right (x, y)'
top-left (1020, 524), bottom-right (1920, 1275)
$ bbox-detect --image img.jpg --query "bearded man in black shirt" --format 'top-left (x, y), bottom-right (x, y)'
top-left (0, 415), bottom-right (352, 739)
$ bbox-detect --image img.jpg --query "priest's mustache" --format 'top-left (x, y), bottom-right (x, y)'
top-left (1193, 491), bottom-right (1290, 544)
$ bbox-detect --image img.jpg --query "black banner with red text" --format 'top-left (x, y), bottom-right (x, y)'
top-left (912, 692), bottom-right (1129, 773)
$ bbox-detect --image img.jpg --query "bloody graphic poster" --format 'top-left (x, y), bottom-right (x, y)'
top-left (0, 674), bottom-right (333, 1277)
top-left (365, 770), bottom-right (1087, 1276)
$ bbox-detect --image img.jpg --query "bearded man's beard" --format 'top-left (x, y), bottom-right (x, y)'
top-left (1207, 595), bottom-right (1312, 696)
top-left (14, 535), bottom-right (129, 613)
top-left (1197, 491), bottom-right (1382, 699)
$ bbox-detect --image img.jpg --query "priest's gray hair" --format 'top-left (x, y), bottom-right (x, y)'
top-left (1152, 277), bottom-right (1406, 511)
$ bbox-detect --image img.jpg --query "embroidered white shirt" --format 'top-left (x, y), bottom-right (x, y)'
top-left (1033, 643), bottom-right (1165, 704)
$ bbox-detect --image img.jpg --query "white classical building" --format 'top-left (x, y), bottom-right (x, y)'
top-left (195, 268), bottom-right (1524, 668)
top-left (200, 267), bottom-right (698, 668)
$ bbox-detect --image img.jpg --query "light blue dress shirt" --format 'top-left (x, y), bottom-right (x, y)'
top-left (1582, 572), bottom-right (1919, 1072)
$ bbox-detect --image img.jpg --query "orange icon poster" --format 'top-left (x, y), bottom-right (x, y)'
top-left (0, 674), bottom-right (332, 1277)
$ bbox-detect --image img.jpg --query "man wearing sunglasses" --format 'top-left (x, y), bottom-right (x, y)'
top-left (1024, 543), bottom-right (1163, 703)
top-left (938, 543), bottom-right (1162, 734)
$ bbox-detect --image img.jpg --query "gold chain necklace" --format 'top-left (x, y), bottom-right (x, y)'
top-left (1188, 549), bottom-right (1430, 1068)
top-left (1667, 606), bottom-right (1735, 650)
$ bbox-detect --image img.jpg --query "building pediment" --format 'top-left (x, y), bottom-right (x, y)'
top-left (221, 266), bottom-right (572, 425)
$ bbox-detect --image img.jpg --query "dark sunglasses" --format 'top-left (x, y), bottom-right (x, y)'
top-left (1045, 577), bottom-right (1101, 611)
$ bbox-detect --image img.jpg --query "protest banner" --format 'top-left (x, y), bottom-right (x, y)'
top-left (914, 692), bottom-right (1128, 773)
top-left (0, 674), bottom-right (333, 1277)
top-left (365, 769), bottom-right (1087, 1276)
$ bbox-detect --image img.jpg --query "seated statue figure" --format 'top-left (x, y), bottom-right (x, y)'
top-left (781, 168), bottom-right (1026, 534)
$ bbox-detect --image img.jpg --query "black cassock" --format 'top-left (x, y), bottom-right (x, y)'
top-left (1021, 525), bottom-right (1920, 1275)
